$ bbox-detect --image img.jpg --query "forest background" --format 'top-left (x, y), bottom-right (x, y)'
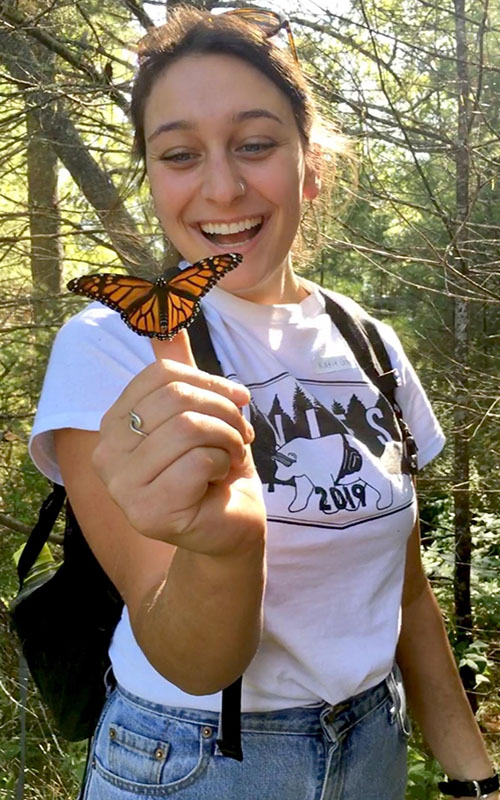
top-left (0, 0), bottom-right (499, 797)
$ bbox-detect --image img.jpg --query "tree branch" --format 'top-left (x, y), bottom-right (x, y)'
top-left (0, 26), bottom-right (158, 276)
top-left (121, 0), bottom-right (155, 30)
top-left (0, 1), bottom-right (130, 112)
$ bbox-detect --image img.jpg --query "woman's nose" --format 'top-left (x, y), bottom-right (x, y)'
top-left (200, 157), bottom-right (245, 204)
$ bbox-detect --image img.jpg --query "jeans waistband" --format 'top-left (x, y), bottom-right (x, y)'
top-left (115, 675), bottom-right (391, 736)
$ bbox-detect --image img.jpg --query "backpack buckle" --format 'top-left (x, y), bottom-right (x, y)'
top-left (404, 433), bottom-right (419, 474)
top-left (378, 368), bottom-right (401, 395)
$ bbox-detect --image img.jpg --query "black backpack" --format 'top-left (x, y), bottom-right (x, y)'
top-left (10, 295), bottom-right (417, 763)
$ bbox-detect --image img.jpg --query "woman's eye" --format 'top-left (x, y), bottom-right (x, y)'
top-left (160, 151), bottom-right (197, 164)
top-left (239, 142), bottom-right (276, 155)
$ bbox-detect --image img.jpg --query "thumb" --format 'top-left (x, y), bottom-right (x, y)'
top-left (150, 329), bottom-right (197, 368)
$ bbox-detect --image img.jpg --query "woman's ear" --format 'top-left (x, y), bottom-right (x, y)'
top-left (303, 143), bottom-right (322, 200)
top-left (303, 165), bottom-right (321, 201)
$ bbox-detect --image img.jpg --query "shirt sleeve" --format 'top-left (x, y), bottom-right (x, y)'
top-left (29, 303), bottom-right (155, 484)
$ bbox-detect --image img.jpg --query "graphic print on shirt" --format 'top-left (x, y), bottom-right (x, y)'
top-left (248, 374), bottom-right (413, 529)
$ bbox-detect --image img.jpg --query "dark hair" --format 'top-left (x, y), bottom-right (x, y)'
top-left (130, 5), bottom-right (316, 162)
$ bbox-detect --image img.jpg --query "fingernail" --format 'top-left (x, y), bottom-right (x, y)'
top-left (235, 384), bottom-right (251, 403)
top-left (244, 420), bottom-right (255, 442)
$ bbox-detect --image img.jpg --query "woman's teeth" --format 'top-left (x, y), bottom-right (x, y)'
top-left (200, 216), bottom-right (262, 236)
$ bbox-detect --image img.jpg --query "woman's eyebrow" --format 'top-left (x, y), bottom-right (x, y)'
top-left (233, 109), bottom-right (284, 125)
top-left (148, 120), bottom-right (192, 142)
top-left (147, 109), bottom-right (284, 143)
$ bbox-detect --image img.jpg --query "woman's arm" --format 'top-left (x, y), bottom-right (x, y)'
top-left (397, 507), bottom-right (497, 798)
top-left (54, 333), bottom-right (267, 695)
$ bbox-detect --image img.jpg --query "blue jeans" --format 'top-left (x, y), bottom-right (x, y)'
top-left (81, 669), bottom-right (409, 800)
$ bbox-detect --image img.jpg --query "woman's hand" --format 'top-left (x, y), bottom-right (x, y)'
top-left (92, 330), bottom-right (266, 558)
top-left (56, 331), bottom-right (266, 691)
top-left (398, 511), bottom-right (496, 798)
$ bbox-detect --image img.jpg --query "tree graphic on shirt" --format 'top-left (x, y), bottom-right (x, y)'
top-left (342, 394), bottom-right (402, 457)
top-left (247, 376), bottom-right (409, 521)
top-left (344, 394), bottom-right (384, 456)
top-left (269, 395), bottom-right (295, 443)
top-left (250, 401), bottom-right (279, 489)
top-left (291, 385), bottom-right (348, 439)
top-left (291, 385), bottom-right (314, 436)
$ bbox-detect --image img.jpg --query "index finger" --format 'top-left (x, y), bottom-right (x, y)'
top-left (102, 332), bottom-right (250, 428)
top-left (151, 329), bottom-right (196, 368)
top-left (149, 328), bottom-right (248, 403)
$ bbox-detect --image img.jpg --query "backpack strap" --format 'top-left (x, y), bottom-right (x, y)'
top-left (16, 482), bottom-right (66, 585)
top-left (189, 310), bottom-right (224, 376)
top-left (320, 292), bottom-right (418, 475)
top-left (217, 675), bottom-right (243, 761)
top-left (140, 311), bottom-right (243, 760)
top-left (189, 312), bottom-right (243, 760)
top-left (321, 293), bottom-right (399, 399)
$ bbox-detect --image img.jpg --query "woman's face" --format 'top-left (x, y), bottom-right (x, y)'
top-left (144, 53), bottom-right (318, 303)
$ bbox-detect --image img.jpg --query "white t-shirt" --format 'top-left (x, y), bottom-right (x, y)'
top-left (29, 281), bottom-right (445, 712)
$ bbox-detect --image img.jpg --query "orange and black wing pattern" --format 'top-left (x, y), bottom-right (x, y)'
top-left (67, 253), bottom-right (242, 340)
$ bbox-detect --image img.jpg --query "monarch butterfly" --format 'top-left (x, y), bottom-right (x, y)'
top-left (67, 253), bottom-right (242, 340)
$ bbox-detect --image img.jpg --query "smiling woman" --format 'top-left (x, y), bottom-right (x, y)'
top-left (131, 10), bottom-right (323, 304)
top-left (27, 5), bottom-right (498, 800)
top-left (142, 52), bottom-right (317, 303)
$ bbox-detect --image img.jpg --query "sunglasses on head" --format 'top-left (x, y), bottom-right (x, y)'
top-left (223, 7), bottom-right (299, 64)
top-left (137, 6), bottom-right (298, 67)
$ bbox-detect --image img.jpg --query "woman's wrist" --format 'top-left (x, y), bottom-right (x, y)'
top-left (438, 772), bottom-right (498, 798)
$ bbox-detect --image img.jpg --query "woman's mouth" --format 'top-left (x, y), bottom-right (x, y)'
top-left (199, 216), bottom-right (263, 246)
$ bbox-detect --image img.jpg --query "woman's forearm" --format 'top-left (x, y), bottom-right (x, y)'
top-left (397, 581), bottom-right (495, 784)
top-left (131, 537), bottom-right (266, 695)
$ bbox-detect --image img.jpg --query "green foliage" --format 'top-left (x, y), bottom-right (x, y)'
top-left (407, 741), bottom-right (442, 800)
top-left (457, 639), bottom-right (493, 690)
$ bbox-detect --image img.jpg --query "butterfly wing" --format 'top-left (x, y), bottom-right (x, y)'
top-left (67, 274), bottom-right (154, 314)
top-left (163, 292), bottom-right (199, 340)
top-left (67, 273), bottom-right (166, 337)
top-left (122, 290), bottom-right (169, 338)
top-left (167, 253), bottom-right (242, 299)
top-left (67, 253), bottom-right (243, 341)
top-left (162, 253), bottom-right (243, 339)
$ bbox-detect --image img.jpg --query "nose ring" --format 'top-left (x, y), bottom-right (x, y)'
top-left (238, 179), bottom-right (246, 195)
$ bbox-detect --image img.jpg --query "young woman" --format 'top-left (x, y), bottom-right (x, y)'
top-left (29, 7), bottom-right (497, 799)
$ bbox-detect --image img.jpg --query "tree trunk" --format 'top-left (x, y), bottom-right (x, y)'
top-left (453, 0), bottom-right (476, 711)
top-left (26, 47), bottom-right (62, 322)
top-left (0, 25), bottom-right (157, 277)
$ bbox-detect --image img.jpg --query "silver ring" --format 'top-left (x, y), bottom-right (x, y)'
top-left (129, 410), bottom-right (147, 438)
top-left (238, 179), bottom-right (246, 195)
